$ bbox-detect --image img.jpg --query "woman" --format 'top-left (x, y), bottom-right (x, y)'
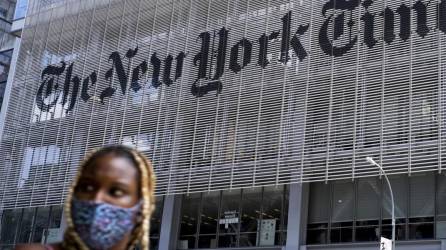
top-left (16, 145), bottom-right (156, 250)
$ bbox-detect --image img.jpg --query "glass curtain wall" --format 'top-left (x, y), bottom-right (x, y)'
top-left (150, 197), bottom-right (165, 250)
top-left (307, 172), bottom-right (444, 245)
top-left (178, 186), bottom-right (288, 249)
top-left (0, 205), bottom-right (63, 249)
top-left (0, 197), bottom-right (165, 249)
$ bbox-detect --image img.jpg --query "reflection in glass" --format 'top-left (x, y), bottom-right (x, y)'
top-left (240, 188), bottom-right (261, 233)
top-left (198, 235), bottom-right (217, 248)
top-left (355, 178), bottom-right (380, 242)
top-left (178, 185), bottom-right (288, 248)
top-left (307, 223), bottom-right (328, 244)
top-left (383, 176), bottom-right (407, 219)
top-left (179, 193), bottom-right (201, 248)
top-left (14, 0), bottom-right (28, 20)
top-left (150, 197), bottom-right (164, 237)
top-left (0, 209), bottom-right (22, 244)
top-left (198, 191), bottom-right (219, 248)
top-left (409, 217), bottom-right (434, 239)
top-left (32, 207), bottom-right (50, 243)
top-left (48, 206), bottom-right (62, 229)
top-left (238, 233), bottom-right (256, 247)
top-left (150, 197), bottom-right (164, 250)
top-left (218, 234), bottom-right (237, 248)
top-left (382, 219), bottom-right (406, 241)
top-left (262, 186), bottom-right (283, 229)
top-left (260, 186), bottom-right (283, 246)
top-left (17, 208), bottom-right (35, 243)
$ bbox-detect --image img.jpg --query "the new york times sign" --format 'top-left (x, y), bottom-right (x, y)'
top-left (35, 0), bottom-right (446, 113)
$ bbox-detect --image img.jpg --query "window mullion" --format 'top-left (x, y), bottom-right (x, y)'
top-left (195, 193), bottom-right (204, 249)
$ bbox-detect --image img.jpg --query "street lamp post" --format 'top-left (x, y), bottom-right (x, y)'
top-left (366, 157), bottom-right (396, 250)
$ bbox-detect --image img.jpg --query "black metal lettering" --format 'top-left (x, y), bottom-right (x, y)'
top-left (163, 55), bottom-right (174, 86)
top-left (258, 31), bottom-right (279, 68)
top-left (319, 0), bottom-right (359, 57)
top-left (213, 27), bottom-right (229, 80)
top-left (279, 11), bottom-right (292, 63)
top-left (35, 62), bottom-right (66, 112)
top-left (362, 3), bottom-right (377, 49)
top-left (229, 38), bottom-right (252, 73)
top-left (381, 7), bottom-right (395, 45)
top-left (439, 0), bottom-right (446, 33)
top-left (397, 4), bottom-right (411, 41)
top-left (175, 52), bottom-right (186, 81)
top-left (62, 63), bottom-right (80, 112)
top-left (291, 24), bottom-right (309, 62)
top-left (81, 71), bottom-right (97, 102)
top-left (130, 61), bottom-right (148, 92)
top-left (413, 0), bottom-right (430, 38)
top-left (151, 52), bottom-right (162, 88)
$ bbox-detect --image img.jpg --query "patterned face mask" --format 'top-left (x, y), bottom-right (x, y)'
top-left (71, 198), bottom-right (140, 250)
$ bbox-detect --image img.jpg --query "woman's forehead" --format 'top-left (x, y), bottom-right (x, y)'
top-left (81, 155), bottom-right (139, 180)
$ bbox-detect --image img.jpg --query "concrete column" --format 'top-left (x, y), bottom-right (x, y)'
top-left (441, 240), bottom-right (446, 250)
top-left (158, 195), bottom-right (182, 250)
top-left (285, 183), bottom-right (309, 250)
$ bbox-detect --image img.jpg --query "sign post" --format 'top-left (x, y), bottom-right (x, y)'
top-left (380, 237), bottom-right (392, 250)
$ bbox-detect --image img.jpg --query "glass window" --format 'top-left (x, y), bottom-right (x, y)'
top-left (32, 207), bottom-right (50, 243)
top-left (307, 173), bottom-right (444, 245)
top-left (330, 181), bottom-right (353, 243)
top-left (307, 182), bottom-right (329, 244)
top-left (383, 175), bottom-right (407, 219)
top-left (239, 188), bottom-right (262, 247)
top-left (198, 191), bottom-right (219, 248)
top-left (178, 185), bottom-right (288, 249)
top-left (179, 193), bottom-right (201, 249)
top-left (43, 205), bottom-right (63, 244)
top-left (355, 178), bottom-right (380, 242)
top-left (437, 173), bottom-right (446, 239)
top-left (408, 173), bottom-right (434, 239)
top-left (0, 209), bottom-right (22, 244)
top-left (218, 190), bottom-right (241, 248)
top-left (48, 206), bottom-right (62, 229)
top-left (260, 186), bottom-right (283, 246)
top-left (410, 173), bottom-right (435, 218)
top-left (381, 176), bottom-right (408, 241)
top-left (150, 197), bottom-right (164, 250)
top-left (14, 0), bottom-right (28, 20)
top-left (0, 0), bottom-right (15, 20)
top-left (16, 208), bottom-right (35, 243)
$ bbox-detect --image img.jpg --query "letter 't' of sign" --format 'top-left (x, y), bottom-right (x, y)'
top-left (36, 62), bottom-right (66, 112)
top-left (319, 0), bottom-right (359, 57)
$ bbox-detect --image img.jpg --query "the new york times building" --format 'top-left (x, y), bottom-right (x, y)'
top-left (2, 0), bottom-right (446, 249)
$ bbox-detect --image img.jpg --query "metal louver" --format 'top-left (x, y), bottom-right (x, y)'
top-left (1, 0), bottom-right (445, 209)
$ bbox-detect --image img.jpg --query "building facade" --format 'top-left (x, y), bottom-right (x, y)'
top-left (1, 0), bottom-right (446, 249)
top-left (0, 0), bottom-right (21, 112)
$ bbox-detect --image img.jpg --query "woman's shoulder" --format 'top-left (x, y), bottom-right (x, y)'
top-left (15, 243), bottom-right (62, 250)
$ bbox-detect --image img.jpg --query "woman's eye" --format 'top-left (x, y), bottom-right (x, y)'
top-left (110, 188), bottom-right (125, 197)
top-left (81, 184), bottom-right (94, 192)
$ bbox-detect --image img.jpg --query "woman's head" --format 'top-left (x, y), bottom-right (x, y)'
top-left (64, 145), bottom-right (156, 250)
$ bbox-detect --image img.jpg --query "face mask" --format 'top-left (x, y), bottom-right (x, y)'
top-left (71, 198), bottom-right (140, 250)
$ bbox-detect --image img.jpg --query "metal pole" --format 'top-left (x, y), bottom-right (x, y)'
top-left (366, 157), bottom-right (395, 250)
